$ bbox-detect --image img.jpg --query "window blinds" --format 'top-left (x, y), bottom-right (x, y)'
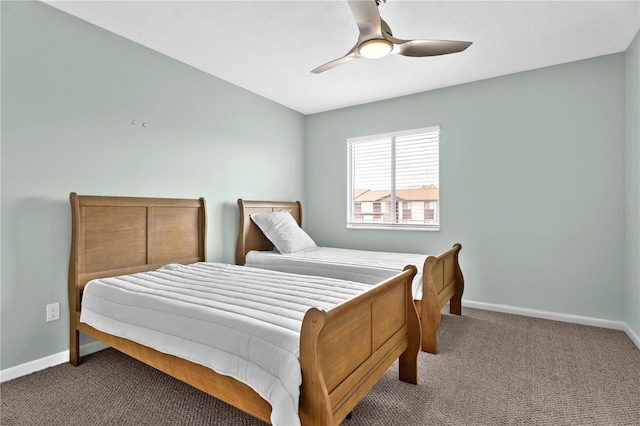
top-left (347, 126), bottom-right (440, 230)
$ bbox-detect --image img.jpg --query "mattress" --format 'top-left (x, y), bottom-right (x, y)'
top-left (245, 247), bottom-right (428, 300)
top-left (80, 262), bottom-right (372, 426)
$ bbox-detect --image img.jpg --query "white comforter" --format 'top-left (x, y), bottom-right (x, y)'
top-left (80, 262), bottom-right (372, 426)
top-left (245, 247), bottom-right (429, 300)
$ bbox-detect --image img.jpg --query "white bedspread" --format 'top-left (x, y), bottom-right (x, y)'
top-left (80, 262), bottom-right (372, 426)
top-left (245, 247), bottom-right (429, 300)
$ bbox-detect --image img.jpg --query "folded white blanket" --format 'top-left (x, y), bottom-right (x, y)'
top-left (80, 262), bottom-right (372, 426)
top-left (246, 247), bottom-right (428, 300)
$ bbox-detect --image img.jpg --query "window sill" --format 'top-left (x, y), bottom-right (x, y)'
top-left (346, 224), bottom-right (440, 232)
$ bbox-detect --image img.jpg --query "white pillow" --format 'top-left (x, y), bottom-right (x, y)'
top-left (250, 210), bottom-right (317, 254)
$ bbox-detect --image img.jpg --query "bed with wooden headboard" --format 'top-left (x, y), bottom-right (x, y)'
top-left (237, 198), bottom-right (464, 355)
top-left (68, 193), bottom-right (420, 426)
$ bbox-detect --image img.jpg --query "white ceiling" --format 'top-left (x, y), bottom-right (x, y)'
top-left (44, 0), bottom-right (640, 115)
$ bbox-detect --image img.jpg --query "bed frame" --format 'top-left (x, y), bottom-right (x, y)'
top-left (69, 193), bottom-right (420, 425)
top-left (237, 198), bottom-right (464, 354)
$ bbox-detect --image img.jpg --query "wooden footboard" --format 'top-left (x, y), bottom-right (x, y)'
top-left (417, 243), bottom-right (464, 354)
top-left (300, 265), bottom-right (420, 425)
top-left (69, 193), bottom-right (420, 425)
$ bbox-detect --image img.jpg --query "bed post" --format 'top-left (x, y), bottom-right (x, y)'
top-left (421, 256), bottom-right (441, 354)
top-left (420, 243), bottom-right (465, 353)
top-left (299, 308), bottom-right (333, 426)
top-left (449, 243), bottom-right (464, 315)
top-left (68, 192), bottom-right (81, 366)
top-left (236, 199), bottom-right (247, 266)
top-left (399, 265), bottom-right (420, 383)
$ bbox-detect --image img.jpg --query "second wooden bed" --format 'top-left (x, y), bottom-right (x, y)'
top-left (237, 199), bottom-right (464, 354)
top-left (68, 193), bottom-right (420, 425)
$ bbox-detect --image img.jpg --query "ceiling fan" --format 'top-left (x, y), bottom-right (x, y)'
top-left (311, 0), bottom-right (472, 74)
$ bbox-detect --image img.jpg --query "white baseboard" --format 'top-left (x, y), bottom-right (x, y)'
top-left (0, 341), bottom-right (108, 383)
top-left (622, 322), bottom-right (640, 349)
top-left (3, 304), bottom-right (638, 383)
top-left (462, 300), bottom-right (640, 350)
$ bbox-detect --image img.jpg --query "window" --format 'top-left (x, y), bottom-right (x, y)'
top-left (347, 126), bottom-right (440, 230)
top-left (402, 202), bottom-right (412, 221)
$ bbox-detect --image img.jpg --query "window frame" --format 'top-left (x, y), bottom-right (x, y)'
top-left (346, 126), bottom-right (440, 231)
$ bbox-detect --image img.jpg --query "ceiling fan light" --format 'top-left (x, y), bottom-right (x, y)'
top-left (358, 39), bottom-right (393, 59)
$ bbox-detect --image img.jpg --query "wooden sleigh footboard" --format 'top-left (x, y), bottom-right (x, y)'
top-left (69, 193), bottom-right (420, 425)
top-left (300, 265), bottom-right (419, 424)
top-left (418, 243), bottom-right (464, 354)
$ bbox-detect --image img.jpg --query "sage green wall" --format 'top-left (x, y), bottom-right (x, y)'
top-left (0, 2), bottom-right (305, 370)
top-left (305, 54), bottom-right (627, 322)
top-left (625, 31), bottom-right (640, 337)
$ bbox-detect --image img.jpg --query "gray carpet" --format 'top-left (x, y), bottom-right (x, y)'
top-left (2, 308), bottom-right (639, 425)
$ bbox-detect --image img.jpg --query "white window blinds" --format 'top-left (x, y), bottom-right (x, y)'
top-left (347, 126), bottom-right (440, 230)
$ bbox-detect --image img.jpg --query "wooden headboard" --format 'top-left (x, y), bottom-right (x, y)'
top-left (236, 199), bottom-right (301, 265)
top-left (68, 193), bottom-right (207, 314)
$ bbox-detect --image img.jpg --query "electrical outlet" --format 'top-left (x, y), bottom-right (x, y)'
top-left (46, 303), bottom-right (60, 322)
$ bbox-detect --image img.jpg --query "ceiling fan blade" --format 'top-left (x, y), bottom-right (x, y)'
top-left (311, 49), bottom-right (360, 74)
top-left (386, 35), bottom-right (472, 57)
top-left (348, 0), bottom-right (384, 40)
